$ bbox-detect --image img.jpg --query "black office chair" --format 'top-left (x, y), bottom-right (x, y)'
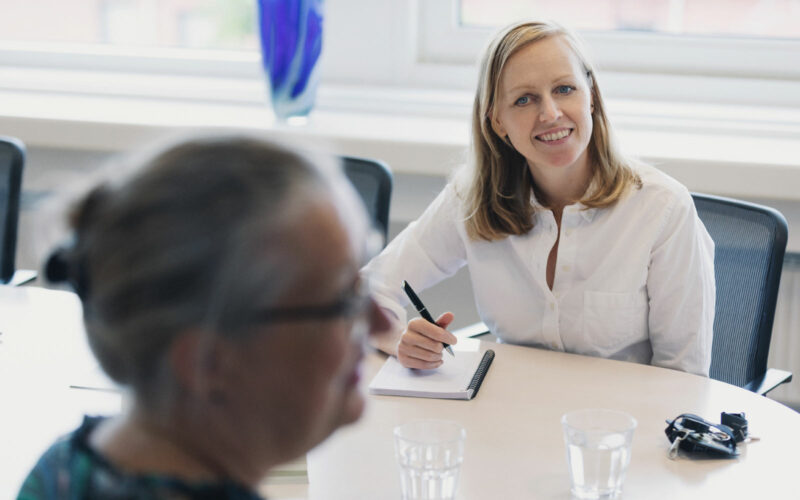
top-left (693, 193), bottom-right (792, 395)
top-left (0, 136), bottom-right (36, 286)
top-left (341, 156), bottom-right (393, 246)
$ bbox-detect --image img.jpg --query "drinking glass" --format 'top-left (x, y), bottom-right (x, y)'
top-left (561, 409), bottom-right (637, 500)
top-left (394, 420), bottom-right (466, 500)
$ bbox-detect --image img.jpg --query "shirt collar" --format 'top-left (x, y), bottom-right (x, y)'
top-left (529, 190), bottom-right (599, 223)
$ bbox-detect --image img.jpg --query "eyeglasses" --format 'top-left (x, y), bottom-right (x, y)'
top-left (253, 280), bottom-right (372, 324)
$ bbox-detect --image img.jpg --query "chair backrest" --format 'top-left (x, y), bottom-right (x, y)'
top-left (341, 156), bottom-right (393, 246)
top-left (0, 136), bottom-right (25, 284)
top-left (692, 193), bottom-right (788, 389)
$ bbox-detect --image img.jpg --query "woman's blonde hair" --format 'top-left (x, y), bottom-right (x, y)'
top-left (464, 20), bottom-right (641, 241)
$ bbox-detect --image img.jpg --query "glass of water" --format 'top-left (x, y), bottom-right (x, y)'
top-left (561, 409), bottom-right (637, 500)
top-left (393, 420), bottom-right (466, 500)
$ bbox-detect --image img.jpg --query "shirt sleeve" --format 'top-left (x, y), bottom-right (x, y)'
top-left (647, 189), bottom-right (716, 376)
top-left (361, 183), bottom-right (468, 326)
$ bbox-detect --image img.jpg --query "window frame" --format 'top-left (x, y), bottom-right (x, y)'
top-left (0, 0), bottom-right (799, 111)
top-left (416, 0), bottom-right (800, 105)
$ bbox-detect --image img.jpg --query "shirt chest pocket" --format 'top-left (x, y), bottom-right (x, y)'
top-left (582, 291), bottom-right (649, 351)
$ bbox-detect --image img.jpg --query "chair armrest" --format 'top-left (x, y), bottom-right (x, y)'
top-left (745, 368), bottom-right (793, 396)
top-left (9, 269), bottom-right (37, 286)
top-left (453, 321), bottom-right (490, 339)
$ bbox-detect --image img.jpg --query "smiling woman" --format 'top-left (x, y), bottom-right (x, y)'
top-left (470, 21), bottom-right (640, 241)
top-left (362, 20), bottom-right (716, 378)
top-left (489, 36), bottom-right (596, 213)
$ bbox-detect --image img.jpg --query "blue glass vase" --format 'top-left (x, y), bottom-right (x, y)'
top-left (257, 0), bottom-right (324, 122)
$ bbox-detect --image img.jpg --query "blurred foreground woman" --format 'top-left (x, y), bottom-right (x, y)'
top-left (18, 134), bottom-right (390, 499)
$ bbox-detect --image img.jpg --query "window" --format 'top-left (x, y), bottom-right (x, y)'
top-left (1, 0), bottom-right (256, 50)
top-left (0, 0), bottom-right (260, 78)
top-left (418, 0), bottom-right (800, 106)
top-left (1, 0), bottom-right (799, 110)
top-left (460, 0), bottom-right (800, 38)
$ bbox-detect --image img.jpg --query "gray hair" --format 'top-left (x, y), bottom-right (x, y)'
top-left (52, 134), bottom-right (343, 398)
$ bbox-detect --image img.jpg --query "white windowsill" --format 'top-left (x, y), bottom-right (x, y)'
top-left (2, 69), bottom-right (800, 204)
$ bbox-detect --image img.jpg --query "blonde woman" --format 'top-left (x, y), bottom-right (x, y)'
top-left (364, 21), bottom-right (715, 376)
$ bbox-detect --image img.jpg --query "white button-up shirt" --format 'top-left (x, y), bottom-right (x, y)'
top-left (363, 164), bottom-right (715, 376)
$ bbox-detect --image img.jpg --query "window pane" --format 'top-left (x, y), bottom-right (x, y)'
top-left (460, 0), bottom-right (800, 39)
top-left (1, 0), bottom-right (257, 50)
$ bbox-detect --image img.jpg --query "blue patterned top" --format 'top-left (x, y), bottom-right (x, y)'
top-left (17, 416), bottom-right (265, 500)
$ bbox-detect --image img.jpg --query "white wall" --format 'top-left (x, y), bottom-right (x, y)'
top-left (17, 145), bottom-right (800, 332)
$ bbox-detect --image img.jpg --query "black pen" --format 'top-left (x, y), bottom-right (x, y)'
top-left (402, 280), bottom-right (455, 357)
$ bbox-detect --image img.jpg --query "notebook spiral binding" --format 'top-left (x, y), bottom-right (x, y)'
top-left (467, 350), bottom-right (495, 399)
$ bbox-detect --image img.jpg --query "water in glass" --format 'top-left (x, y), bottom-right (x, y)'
top-left (397, 446), bottom-right (461, 500)
top-left (566, 432), bottom-right (630, 499)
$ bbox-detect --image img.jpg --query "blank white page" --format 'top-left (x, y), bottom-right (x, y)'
top-left (368, 350), bottom-right (490, 400)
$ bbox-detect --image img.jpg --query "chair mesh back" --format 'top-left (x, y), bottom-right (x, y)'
top-left (693, 194), bottom-right (787, 388)
top-left (0, 138), bottom-right (25, 283)
top-left (341, 156), bottom-right (393, 245)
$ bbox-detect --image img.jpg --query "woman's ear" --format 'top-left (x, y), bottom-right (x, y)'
top-left (168, 330), bottom-right (231, 399)
top-left (489, 111), bottom-right (507, 138)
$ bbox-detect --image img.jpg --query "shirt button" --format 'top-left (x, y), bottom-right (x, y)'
top-left (564, 230), bottom-right (571, 237)
top-left (550, 342), bottom-right (559, 350)
top-left (562, 265), bottom-right (571, 272)
top-left (549, 302), bottom-right (555, 311)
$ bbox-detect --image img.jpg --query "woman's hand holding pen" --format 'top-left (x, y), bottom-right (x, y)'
top-left (396, 312), bottom-right (458, 370)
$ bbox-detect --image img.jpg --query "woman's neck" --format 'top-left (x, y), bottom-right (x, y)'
top-left (528, 159), bottom-right (592, 213)
top-left (88, 406), bottom-right (264, 490)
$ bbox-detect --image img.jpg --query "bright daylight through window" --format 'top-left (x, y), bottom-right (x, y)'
top-left (0, 0), bottom-right (257, 50)
top-left (1, 1), bottom-right (799, 108)
top-left (461, 0), bottom-right (800, 38)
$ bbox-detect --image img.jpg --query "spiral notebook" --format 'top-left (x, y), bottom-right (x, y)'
top-left (368, 349), bottom-right (495, 400)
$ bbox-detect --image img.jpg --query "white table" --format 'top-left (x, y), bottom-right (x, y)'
top-left (0, 286), bottom-right (122, 498)
top-left (308, 339), bottom-right (800, 499)
top-left (4, 286), bottom-right (799, 499)
top-left (0, 286), bottom-right (308, 499)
